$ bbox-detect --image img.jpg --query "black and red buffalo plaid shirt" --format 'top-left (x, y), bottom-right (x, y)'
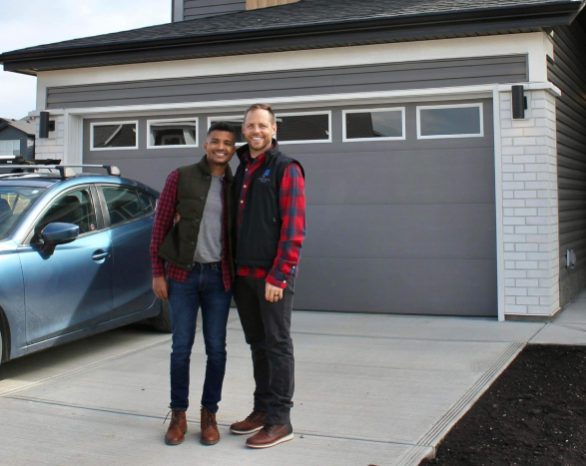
top-left (236, 149), bottom-right (306, 289)
top-left (150, 168), bottom-right (232, 291)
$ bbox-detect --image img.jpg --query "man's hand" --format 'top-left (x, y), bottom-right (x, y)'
top-left (265, 282), bottom-right (284, 303)
top-left (152, 276), bottom-right (169, 300)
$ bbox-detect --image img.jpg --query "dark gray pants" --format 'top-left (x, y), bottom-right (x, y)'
top-left (233, 275), bottom-right (295, 425)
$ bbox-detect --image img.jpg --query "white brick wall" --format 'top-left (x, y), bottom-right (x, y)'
top-left (499, 89), bottom-right (560, 317)
top-left (32, 115), bottom-right (65, 162)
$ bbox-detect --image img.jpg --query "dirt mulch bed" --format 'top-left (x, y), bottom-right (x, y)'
top-left (420, 345), bottom-right (586, 466)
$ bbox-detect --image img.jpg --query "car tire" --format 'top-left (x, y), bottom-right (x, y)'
top-left (149, 300), bottom-right (172, 333)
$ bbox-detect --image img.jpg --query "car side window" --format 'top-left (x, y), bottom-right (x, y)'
top-left (102, 186), bottom-right (155, 226)
top-left (36, 187), bottom-right (97, 235)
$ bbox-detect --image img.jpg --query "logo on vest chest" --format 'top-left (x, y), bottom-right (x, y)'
top-left (257, 168), bottom-right (271, 184)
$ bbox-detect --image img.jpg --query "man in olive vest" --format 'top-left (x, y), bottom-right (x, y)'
top-left (230, 104), bottom-right (306, 448)
top-left (150, 122), bottom-right (236, 446)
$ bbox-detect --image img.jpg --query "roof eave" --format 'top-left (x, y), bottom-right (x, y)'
top-left (1, 2), bottom-right (581, 75)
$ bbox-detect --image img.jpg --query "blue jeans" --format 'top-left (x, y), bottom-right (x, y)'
top-left (168, 263), bottom-right (232, 413)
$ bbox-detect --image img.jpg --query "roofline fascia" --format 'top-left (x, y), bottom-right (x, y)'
top-left (0, 1), bottom-right (581, 74)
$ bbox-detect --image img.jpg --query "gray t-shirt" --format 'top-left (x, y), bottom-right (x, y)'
top-left (193, 175), bottom-right (223, 263)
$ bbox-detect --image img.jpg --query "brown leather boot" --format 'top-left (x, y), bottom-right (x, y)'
top-left (200, 407), bottom-right (220, 445)
top-left (165, 410), bottom-right (187, 445)
top-left (230, 410), bottom-right (266, 435)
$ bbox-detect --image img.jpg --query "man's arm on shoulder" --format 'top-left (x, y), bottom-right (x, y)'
top-left (266, 163), bottom-right (306, 289)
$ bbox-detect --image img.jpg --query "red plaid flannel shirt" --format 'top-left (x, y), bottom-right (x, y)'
top-left (236, 151), bottom-right (306, 289)
top-left (150, 168), bottom-right (232, 291)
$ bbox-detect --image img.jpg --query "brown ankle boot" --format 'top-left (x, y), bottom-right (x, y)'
top-left (165, 410), bottom-right (187, 445)
top-left (200, 407), bottom-right (220, 445)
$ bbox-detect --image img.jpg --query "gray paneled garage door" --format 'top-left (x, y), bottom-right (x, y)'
top-left (84, 98), bottom-right (496, 316)
top-left (291, 100), bottom-right (496, 316)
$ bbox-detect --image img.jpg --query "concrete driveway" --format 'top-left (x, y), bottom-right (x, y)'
top-left (1, 296), bottom-right (585, 466)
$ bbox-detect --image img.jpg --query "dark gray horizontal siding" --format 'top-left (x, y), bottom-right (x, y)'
top-left (46, 55), bottom-right (527, 109)
top-left (550, 15), bottom-right (586, 307)
top-left (183, 0), bottom-right (245, 20)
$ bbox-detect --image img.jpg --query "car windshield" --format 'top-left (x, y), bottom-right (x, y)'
top-left (0, 185), bottom-right (46, 240)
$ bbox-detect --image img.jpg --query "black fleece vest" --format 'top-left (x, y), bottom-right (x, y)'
top-left (234, 146), bottom-right (303, 269)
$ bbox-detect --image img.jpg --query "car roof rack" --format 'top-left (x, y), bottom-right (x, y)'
top-left (0, 164), bottom-right (121, 179)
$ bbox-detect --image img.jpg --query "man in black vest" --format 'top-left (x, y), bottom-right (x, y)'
top-left (230, 104), bottom-right (306, 448)
top-left (150, 122), bottom-right (236, 446)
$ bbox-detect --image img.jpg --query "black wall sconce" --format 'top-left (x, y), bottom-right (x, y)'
top-left (39, 111), bottom-right (55, 138)
top-left (511, 85), bottom-right (527, 119)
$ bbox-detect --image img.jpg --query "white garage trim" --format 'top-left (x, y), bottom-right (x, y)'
top-left (492, 87), bottom-right (506, 322)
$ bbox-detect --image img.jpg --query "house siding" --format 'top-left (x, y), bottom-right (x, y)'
top-left (183, 0), bottom-right (245, 21)
top-left (549, 19), bottom-right (586, 307)
top-left (46, 55), bottom-right (528, 109)
top-left (0, 126), bottom-right (34, 160)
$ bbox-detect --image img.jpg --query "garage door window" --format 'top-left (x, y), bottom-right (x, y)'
top-left (91, 122), bottom-right (138, 150)
top-left (417, 104), bottom-right (483, 139)
top-left (207, 117), bottom-right (245, 144)
top-left (147, 118), bottom-right (197, 148)
top-left (343, 108), bottom-right (405, 141)
top-left (277, 112), bottom-right (331, 144)
top-left (209, 112), bottom-right (331, 144)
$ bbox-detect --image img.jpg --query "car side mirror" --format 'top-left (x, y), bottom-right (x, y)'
top-left (38, 222), bottom-right (79, 255)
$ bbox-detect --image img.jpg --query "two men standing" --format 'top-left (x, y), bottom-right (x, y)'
top-left (150, 104), bottom-right (306, 449)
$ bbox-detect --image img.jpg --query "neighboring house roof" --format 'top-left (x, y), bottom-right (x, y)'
top-left (1, 0), bottom-right (584, 75)
top-left (0, 118), bottom-right (35, 137)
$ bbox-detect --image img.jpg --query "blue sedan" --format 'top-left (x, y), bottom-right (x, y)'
top-left (0, 164), bottom-right (169, 366)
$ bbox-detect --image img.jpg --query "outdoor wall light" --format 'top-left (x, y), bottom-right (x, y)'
top-left (39, 111), bottom-right (55, 138)
top-left (511, 85), bottom-right (527, 119)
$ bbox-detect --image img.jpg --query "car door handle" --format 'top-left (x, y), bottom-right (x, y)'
top-left (92, 250), bottom-right (110, 261)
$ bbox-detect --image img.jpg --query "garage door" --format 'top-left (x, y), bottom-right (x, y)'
top-left (286, 100), bottom-right (496, 316)
top-left (84, 98), bottom-right (496, 316)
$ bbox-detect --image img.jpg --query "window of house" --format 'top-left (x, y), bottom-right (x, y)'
top-left (90, 121), bottom-right (138, 150)
top-left (0, 140), bottom-right (20, 156)
top-left (343, 108), bottom-right (405, 141)
top-left (102, 185), bottom-right (155, 226)
top-left (417, 104), bottom-right (483, 139)
top-left (147, 118), bottom-right (197, 148)
top-left (276, 112), bottom-right (331, 144)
